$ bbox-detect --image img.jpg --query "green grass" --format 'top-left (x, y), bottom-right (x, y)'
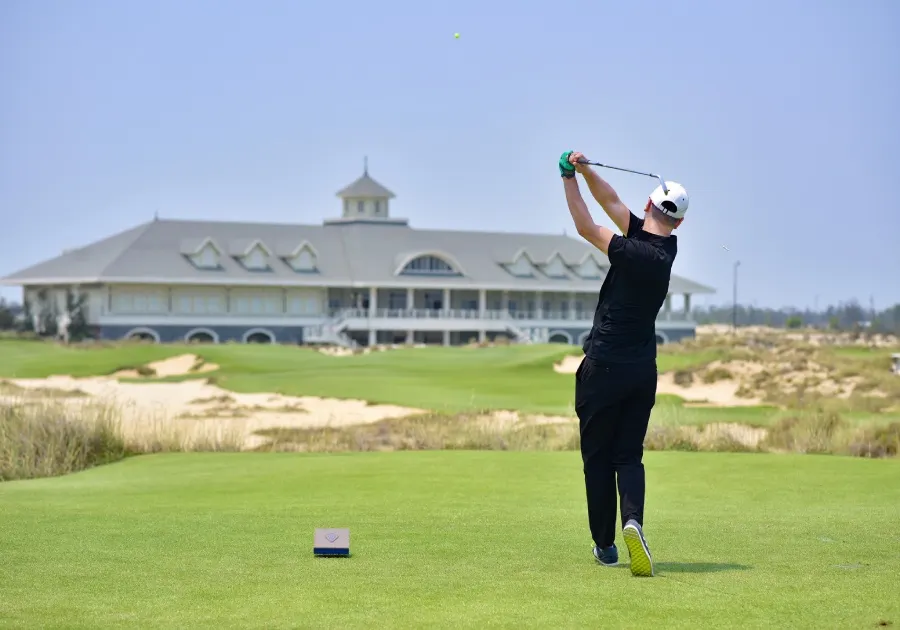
top-left (1, 338), bottom-right (895, 423)
top-left (1, 451), bottom-right (898, 629)
top-left (0, 340), bottom-right (717, 416)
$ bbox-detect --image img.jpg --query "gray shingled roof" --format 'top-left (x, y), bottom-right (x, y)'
top-left (0, 218), bottom-right (716, 294)
top-left (335, 173), bottom-right (395, 199)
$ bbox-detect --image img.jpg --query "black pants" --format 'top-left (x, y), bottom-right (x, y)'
top-left (574, 355), bottom-right (657, 548)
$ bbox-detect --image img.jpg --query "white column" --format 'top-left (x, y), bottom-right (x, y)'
top-left (443, 330), bottom-right (450, 346)
top-left (368, 287), bottom-right (377, 346)
top-left (664, 294), bottom-right (672, 311)
top-left (535, 291), bottom-right (543, 319)
top-left (569, 292), bottom-right (577, 320)
top-left (478, 289), bottom-right (487, 342)
top-left (406, 330), bottom-right (413, 344)
top-left (406, 287), bottom-right (414, 311)
top-left (684, 293), bottom-right (692, 317)
top-left (502, 291), bottom-right (509, 313)
top-left (443, 288), bottom-right (450, 315)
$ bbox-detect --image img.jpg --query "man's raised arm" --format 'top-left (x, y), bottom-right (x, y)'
top-left (559, 153), bottom-right (615, 255)
top-left (570, 151), bottom-right (631, 235)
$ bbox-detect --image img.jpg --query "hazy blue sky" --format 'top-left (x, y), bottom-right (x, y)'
top-left (2, 0), bottom-right (898, 309)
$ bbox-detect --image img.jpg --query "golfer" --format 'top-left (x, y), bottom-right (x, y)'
top-left (558, 150), bottom-right (689, 577)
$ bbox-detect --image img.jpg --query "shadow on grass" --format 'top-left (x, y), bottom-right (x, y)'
top-left (656, 562), bottom-right (751, 574)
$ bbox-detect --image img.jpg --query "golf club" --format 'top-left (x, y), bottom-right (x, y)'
top-left (576, 157), bottom-right (669, 194)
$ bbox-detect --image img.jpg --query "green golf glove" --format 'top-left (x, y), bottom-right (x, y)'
top-left (559, 151), bottom-right (576, 178)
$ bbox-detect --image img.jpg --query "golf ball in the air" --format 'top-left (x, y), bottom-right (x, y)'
top-left (454, 33), bottom-right (460, 39)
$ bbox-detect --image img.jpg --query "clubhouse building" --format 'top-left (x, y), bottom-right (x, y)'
top-left (1, 167), bottom-right (714, 347)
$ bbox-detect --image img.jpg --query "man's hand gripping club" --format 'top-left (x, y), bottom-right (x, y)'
top-left (559, 150), bottom-right (627, 255)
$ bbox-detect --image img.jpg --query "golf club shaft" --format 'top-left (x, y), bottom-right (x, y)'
top-left (576, 158), bottom-right (668, 194)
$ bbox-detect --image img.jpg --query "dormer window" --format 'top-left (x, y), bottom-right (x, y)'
top-left (278, 241), bottom-right (319, 273)
top-left (502, 250), bottom-right (537, 278)
top-left (181, 237), bottom-right (223, 270)
top-left (242, 245), bottom-right (269, 270)
top-left (541, 253), bottom-right (569, 279)
top-left (194, 245), bottom-right (219, 269)
top-left (229, 239), bottom-right (272, 272)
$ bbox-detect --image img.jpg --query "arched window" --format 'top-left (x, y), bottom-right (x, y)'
top-left (400, 255), bottom-right (459, 276)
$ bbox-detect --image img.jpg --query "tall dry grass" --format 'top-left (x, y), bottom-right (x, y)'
top-left (2, 399), bottom-right (897, 482)
top-left (254, 412), bottom-right (580, 453)
top-left (0, 397), bottom-right (243, 481)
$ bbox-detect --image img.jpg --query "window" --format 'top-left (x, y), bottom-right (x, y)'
top-left (112, 290), bottom-right (167, 313)
top-left (286, 247), bottom-right (317, 273)
top-left (240, 245), bottom-right (270, 271)
top-left (173, 291), bottom-right (226, 314)
top-left (233, 294), bottom-right (281, 315)
top-left (543, 255), bottom-right (569, 279)
top-left (190, 244), bottom-right (220, 269)
top-left (506, 256), bottom-right (535, 278)
top-left (357, 200), bottom-right (365, 214)
top-left (388, 292), bottom-right (406, 309)
top-left (287, 295), bottom-right (321, 315)
top-left (401, 255), bottom-right (459, 275)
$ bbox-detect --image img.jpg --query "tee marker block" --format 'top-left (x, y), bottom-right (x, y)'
top-left (314, 528), bottom-right (350, 557)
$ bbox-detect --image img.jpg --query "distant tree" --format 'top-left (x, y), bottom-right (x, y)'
top-left (0, 299), bottom-right (14, 330)
top-left (62, 289), bottom-right (90, 342)
top-left (785, 315), bottom-right (803, 329)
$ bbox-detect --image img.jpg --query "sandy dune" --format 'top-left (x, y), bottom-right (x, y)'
top-left (3, 354), bottom-right (575, 450)
top-left (655, 372), bottom-right (762, 406)
top-left (554, 354), bottom-right (762, 406)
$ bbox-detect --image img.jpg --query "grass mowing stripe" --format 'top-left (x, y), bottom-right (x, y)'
top-left (1, 451), bottom-right (898, 628)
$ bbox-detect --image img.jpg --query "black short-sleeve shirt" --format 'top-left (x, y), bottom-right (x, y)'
top-left (582, 212), bottom-right (677, 363)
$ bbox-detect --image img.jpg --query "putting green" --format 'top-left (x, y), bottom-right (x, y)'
top-left (1, 451), bottom-right (898, 628)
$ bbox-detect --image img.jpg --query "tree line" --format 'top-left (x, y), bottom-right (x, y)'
top-left (694, 300), bottom-right (900, 333)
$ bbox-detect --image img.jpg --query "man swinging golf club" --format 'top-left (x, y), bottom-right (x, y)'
top-left (558, 150), bottom-right (689, 577)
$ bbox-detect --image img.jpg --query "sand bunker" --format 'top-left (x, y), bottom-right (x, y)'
top-left (553, 355), bottom-right (582, 374)
top-left (3, 375), bottom-right (425, 450)
top-left (3, 364), bottom-right (575, 451)
top-left (113, 354), bottom-right (219, 378)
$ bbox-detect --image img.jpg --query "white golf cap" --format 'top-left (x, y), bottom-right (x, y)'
top-left (649, 182), bottom-right (689, 220)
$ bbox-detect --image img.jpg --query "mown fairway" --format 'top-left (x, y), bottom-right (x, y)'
top-left (0, 340), bottom-right (713, 415)
top-left (1, 451), bottom-right (898, 629)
